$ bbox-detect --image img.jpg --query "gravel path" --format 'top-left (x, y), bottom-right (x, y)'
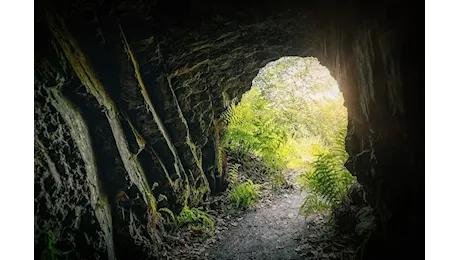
top-left (205, 189), bottom-right (307, 260)
top-left (167, 170), bottom-right (357, 260)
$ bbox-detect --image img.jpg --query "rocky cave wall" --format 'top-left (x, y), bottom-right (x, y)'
top-left (34, 0), bottom-right (423, 259)
top-left (314, 2), bottom-right (424, 259)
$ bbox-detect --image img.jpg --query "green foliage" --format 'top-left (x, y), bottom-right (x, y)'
top-left (303, 153), bottom-right (351, 204)
top-left (176, 206), bottom-right (215, 235)
top-left (159, 203), bottom-right (214, 236)
top-left (253, 57), bottom-right (343, 142)
top-left (297, 124), bottom-right (356, 215)
top-left (226, 162), bottom-right (261, 209)
top-left (300, 193), bottom-right (331, 215)
top-left (159, 207), bottom-right (176, 226)
top-left (188, 181), bottom-right (210, 208)
top-left (221, 88), bottom-right (287, 169)
top-left (222, 56), bottom-right (353, 215)
top-left (222, 57), bottom-right (347, 172)
top-left (278, 136), bottom-right (327, 170)
top-left (227, 179), bottom-right (261, 209)
top-left (41, 230), bottom-right (72, 260)
top-left (228, 162), bottom-right (241, 184)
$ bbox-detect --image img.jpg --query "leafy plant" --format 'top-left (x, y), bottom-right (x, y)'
top-left (298, 123), bottom-right (356, 214)
top-left (159, 207), bottom-right (177, 227)
top-left (176, 206), bottom-right (215, 235)
top-left (226, 162), bottom-right (261, 209)
top-left (304, 153), bottom-right (350, 203)
top-left (228, 162), bottom-right (241, 184)
top-left (300, 193), bottom-right (331, 215)
top-left (221, 56), bottom-right (352, 214)
top-left (227, 179), bottom-right (260, 209)
top-left (41, 230), bottom-right (72, 260)
top-left (221, 88), bottom-right (287, 169)
top-left (278, 136), bottom-right (327, 170)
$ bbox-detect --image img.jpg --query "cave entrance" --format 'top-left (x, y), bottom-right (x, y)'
top-left (221, 56), bottom-right (355, 215)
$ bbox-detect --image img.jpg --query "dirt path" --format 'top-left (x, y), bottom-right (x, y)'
top-left (166, 170), bottom-right (356, 260)
top-left (205, 188), bottom-right (307, 260)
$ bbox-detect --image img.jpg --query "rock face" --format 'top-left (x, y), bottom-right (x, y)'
top-left (34, 0), bottom-right (424, 259)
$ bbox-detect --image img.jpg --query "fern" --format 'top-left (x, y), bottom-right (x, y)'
top-left (159, 203), bottom-right (215, 236)
top-left (226, 162), bottom-right (260, 209)
top-left (41, 230), bottom-right (72, 260)
top-left (159, 207), bottom-right (176, 227)
top-left (227, 179), bottom-right (260, 209)
top-left (300, 193), bottom-right (330, 215)
top-left (221, 88), bottom-right (287, 169)
top-left (298, 124), bottom-right (356, 214)
top-left (307, 153), bottom-right (350, 205)
top-left (228, 163), bottom-right (241, 185)
top-left (221, 101), bottom-right (241, 126)
top-left (176, 206), bottom-right (215, 235)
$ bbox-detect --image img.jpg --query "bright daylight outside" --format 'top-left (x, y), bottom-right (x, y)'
top-left (222, 56), bottom-right (356, 215)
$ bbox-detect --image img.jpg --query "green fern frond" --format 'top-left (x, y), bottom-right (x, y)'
top-left (300, 193), bottom-right (331, 215)
top-left (157, 194), bottom-right (168, 202)
top-left (220, 88), bottom-right (287, 169)
top-left (298, 126), bottom-right (356, 214)
top-left (221, 102), bottom-right (241, 125)
top-left (41, 230), bottom-right (72, 260)
top-left (176, 206), bottom-right (214, 234)
top-left (159, 207), bottom-right (176, 226)
top-left (227, 178), bottom-right (260, 209)
top-left (228, 162), bottom-right (241, 184)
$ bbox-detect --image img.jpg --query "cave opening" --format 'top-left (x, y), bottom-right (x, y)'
top-left (33, 1), bottom-right (425, 259)
top-left (221, 55), bottom-right (355, 216)
top-left (209, 56), bottom-right (361, 259)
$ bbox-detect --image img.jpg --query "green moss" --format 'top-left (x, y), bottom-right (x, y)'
top-left (41, 230), bottom-right (72, 260)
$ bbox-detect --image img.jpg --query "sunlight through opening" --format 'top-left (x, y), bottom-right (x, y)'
top-left (221, 56), bottom-right (355, 215)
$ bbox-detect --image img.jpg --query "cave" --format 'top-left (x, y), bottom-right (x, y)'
top-left (34, 0), bottom-right (424, 259)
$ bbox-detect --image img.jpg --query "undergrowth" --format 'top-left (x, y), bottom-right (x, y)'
top-left (297, 122), bottom-right (356, 215)
top-left (226, 162), bottom-right (261, 209)
top-left (160, 205), bottom-right (215, 236)
top-left (221, 89), bottom-right (287, 170)
top-left (220, 56), bottom-right (353, 216)
top-left (177, 206), bottom-right (215, 235)
top-left (41, 230), bottom-right (72, 260)
top-left (228, 179), bottom-right (260, 209)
